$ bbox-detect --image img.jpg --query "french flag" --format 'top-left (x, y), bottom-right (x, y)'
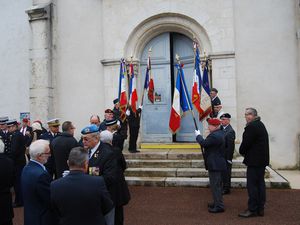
top-left (129, 63), bottom-right (138, 113)
top-left (144, 57), bottom-right (155, 103)
top-left (118, 59), bottom-right (128, 121)
top-left (199, 60), bottom-right (212, 121)
top-left (192, 43), bottom-right (203, 115)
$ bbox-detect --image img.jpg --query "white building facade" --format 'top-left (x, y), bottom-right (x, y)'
top-left (0, 0), bottom-right (300, 169)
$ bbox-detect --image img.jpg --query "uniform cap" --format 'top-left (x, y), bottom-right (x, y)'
top-left (207, 118), bottom-right (221, 126)
top-left (0, 116), bottom-right (9, 125)
top-left (105, 119), bottom-right (118, 126)
top-left (47, 118), bottom-right (60, 126)
top-left (104, 109), bottom-right (114, 114)
top-left (81, 124), bottom-right (99, 135)
top-left (6, 119), bottom-right (17, 127)
top-left (220, 113), bottom-right (231, 119)
top-left (113, 98), bottom-right (119, 104)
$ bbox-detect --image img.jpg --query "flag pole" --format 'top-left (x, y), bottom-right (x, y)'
top-left (140, 47), bottom-right (152, 107)
top-left (175, 54), bottom-right (198, 131)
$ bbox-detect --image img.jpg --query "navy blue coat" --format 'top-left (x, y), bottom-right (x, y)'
top-left (51, 170), bottom-right (113, 225)
top-left (196, 129), bottom-right (226, 171)
top-left (21, 160), bottom-right (55, 225)
top-left (222, 124), bottom-right (236, 161)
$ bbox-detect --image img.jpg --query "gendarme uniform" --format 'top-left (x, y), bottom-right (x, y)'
top-left (0, 117), bottom-right (11, 155)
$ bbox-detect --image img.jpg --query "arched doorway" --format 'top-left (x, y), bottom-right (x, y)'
top-left (140, 32), bottom-right (203, 143)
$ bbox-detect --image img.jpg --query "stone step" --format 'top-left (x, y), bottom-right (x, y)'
top-left (125, 167), bottom-right (290, 188)
top-left (124, 150), bottom-right (202, 160)
top-left (126, 159), bottom-right (246, 168)
top-left (125, 167), bottom-right (268, 178)
top-left (140, 143), bottom-right (199, 149)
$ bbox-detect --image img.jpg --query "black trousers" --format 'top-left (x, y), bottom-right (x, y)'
top-left (208, 171), bottom-right (224, 209)
top-left (246, 166), bottom-right (266, 212)
top-left (115, 206), bottom-right (124, 225)
top-left (221, 161), bottom-right (232, 191)
top-left (14, 164), bottom-right (24, 205)
top-left (129, 126), bottom-right (139, 151)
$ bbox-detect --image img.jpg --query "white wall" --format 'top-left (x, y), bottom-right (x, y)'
top-left (0, 0), bottom-right (31, 120)
top-left (234, 0), bottom-right (300, 168)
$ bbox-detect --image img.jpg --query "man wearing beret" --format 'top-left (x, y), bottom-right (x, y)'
top-left (7, 119), bottom-right (26, 207)
top-left (99, 109), bottom-right (115, 131)
top-left (39, 118), bottom-right (61, 177)
top-left (220, 113), bottom-right (236, 195)
top-left (238, 108), bottom-right (269, 218)
top-left (195, 118), bottom-right (226, 213)
top-left (0, 116), bottom-right (11, 155)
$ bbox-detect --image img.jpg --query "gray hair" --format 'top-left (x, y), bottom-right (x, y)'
top-left (68, 147), bottom-right (89, 168)
top-left (0, 139), bottom-right (4, 154)
top-left (29, 140), bottom-right (50, 159)
top-left (100, 130), bottom-right (113, 144)
top-left (245, 107), bottom-right (258, 116)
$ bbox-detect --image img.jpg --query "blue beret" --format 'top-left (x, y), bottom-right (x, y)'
top-left (81, 124), bottom-right (99, 135)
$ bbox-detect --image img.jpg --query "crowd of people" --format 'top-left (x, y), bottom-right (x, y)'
top-left (0, 98), bottom-right (141, 225)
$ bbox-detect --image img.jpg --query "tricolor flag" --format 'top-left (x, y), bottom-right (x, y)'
top-left (144, 57), bottom-right (155, 103)
top-left (199, 60), bottom-right (212, 121)
top-left (129, 63), bottom-right (138, 114)
top-left (192, 43), bottom-right (203, 114)
top-left (118, 59), bottom-right (128, 122)
top-left (169, 64), bottom-right (193, 133)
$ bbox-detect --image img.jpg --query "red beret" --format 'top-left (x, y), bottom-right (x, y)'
top-left (207, 118), bottom-right (221, 126)
top-left (22, 118), bottom-right (29, 123)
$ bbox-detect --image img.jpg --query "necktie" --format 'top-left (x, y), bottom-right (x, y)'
top-left (89, 149), bottom-right (92, 159)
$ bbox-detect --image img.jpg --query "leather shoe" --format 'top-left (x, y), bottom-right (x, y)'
top-left (207, 202), bottom-right (214, 208)
top-left (208, 207), bottom-right (224, 213)
top-left (257, 209), bottom-right (264, 217)
top-left (129, 149), bottom-right (140, 153)
top-left (238, 210), bottom-right (258, 218)
top-left (222, 189), bottom-right (230, 195)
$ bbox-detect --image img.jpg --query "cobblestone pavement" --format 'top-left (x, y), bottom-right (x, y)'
top-left (13, 187), bottom-right (300, 225)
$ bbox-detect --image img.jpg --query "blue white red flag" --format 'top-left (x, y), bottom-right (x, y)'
top-left (129, 63), bottom-right (138, 114)
top-left (192, 43), bottom-right (203, 114)
top-left (143, 57), bottom-right (155, 103)
top-left (118, 59), bottom-right (128, 122)
top-left (199, 60), bottom-right (212, 121)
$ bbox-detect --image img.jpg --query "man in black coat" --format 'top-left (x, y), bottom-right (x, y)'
top-left (7, 119), bottom-right (26, 207)
top-left (195, 118), bottom-right (226, 213)
top-left (39, 118), bottom-right (61, 177)
top-left (51, 121), bottom-right (78, 178)
top-left (19, 118), bottom-right (33, 148)
top-left (51, 147), bottom-right (113, 225)
top-left (0, 116), bottom-right (11, 156)
top-left (238, 108), bottom-right (269, 218)
top-left (220, 113), bottom-right (236, 194)
top-left (0, 138), bottom-right (14, 225)
top-left (21, 139), bottom-right (57, 225)
top-left (126, 105), bottom-right (142, 153)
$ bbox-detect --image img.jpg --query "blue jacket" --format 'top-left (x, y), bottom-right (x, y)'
top-left (21, 160), bottom-right (56, 225)
top-left (196, 129), bottom-right (226, 171)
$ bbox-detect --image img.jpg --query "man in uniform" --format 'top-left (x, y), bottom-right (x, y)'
top-left (238, 108), bottom-right (269, 218)
top-left (126, 105), bottom-right (142, 153)
top-left (39, 118), bottom-right (61, 177)
top-left (7, 119), bottom-right (26, 207)
top-left (220, 113), bottom-right (236, 195)
top-left (99, 109), bottom-right (115, 131)
top-left (0, 116), bottom-right (11, 155)
top-left (195, 118), bottom-right (226, 213)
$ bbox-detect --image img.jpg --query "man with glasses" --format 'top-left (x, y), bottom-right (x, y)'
top-left (51, 121), bottom-right (78, 178)
top-left (22, 139), bottom-right (57, 225)
top-left (238, 108), bottom-right (269, 218)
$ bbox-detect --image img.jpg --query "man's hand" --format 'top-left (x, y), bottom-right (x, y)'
top-left (138, 105), bottom-right (143, 110)
top-left (195, 130), bottom-right (201, 137)
top-left (126, 109), bottom-right (130, 116)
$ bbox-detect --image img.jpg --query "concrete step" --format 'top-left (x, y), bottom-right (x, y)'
top-left (126, 159), bottom-right (246, 168)
top-left (125, 167), bottom-right (290, 188)
top-left (124, 149), bottom-right (202, 160)
top-left (140, 143), bottom-right (199, 149)
top-left (125, 167), bottom-right (269, 178)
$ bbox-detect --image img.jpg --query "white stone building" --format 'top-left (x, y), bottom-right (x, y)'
top-left (0, 0), bottom-right (299, 169)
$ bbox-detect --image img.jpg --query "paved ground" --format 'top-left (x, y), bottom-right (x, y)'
top-left (13, 186), bottom-right (300, 225)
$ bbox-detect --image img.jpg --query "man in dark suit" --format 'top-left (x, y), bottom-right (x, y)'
top-left (210, 88), bottom-right (222, 118)
top-left (220, 113), bottom-right (236, 195)
top-left (238, 108), bottom-right (269, 218)
top-left (39, 118), bottom-right (61, 177)
top-left (0, 116), bottom-right (11, 155)
top-left (51, 147), bottom-right (113, 225)
top-left (20, 118), bottom-right (33, 147)
top-left (7, 119), bottom-right (26, 207)
top-left (126, 105), bottom-right (142, 153)
top-left (51, 121), bottom-right (78, 178)
top-left (21, 139), bottom-right (56, 225)
top-left (195, 118), bottom-right (226, 213)
top-left (0, 138), bottom-right (14, 225)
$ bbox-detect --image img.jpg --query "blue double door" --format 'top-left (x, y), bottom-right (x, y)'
top-left (140, 32), bottom-right (203, 143)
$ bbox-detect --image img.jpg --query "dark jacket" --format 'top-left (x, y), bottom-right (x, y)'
top-left (239, 117), bottom-right (269, 167)
top-left (127, 107), bottom-right (141, 128)
top-left (9, 130), bottom-right (26, 166)
top-left (196, 129), bottom-right (226, 171)
top-left (21, 160), bottom-right (55, 225)
top-left (222, 124), bottom-right (236, 161)
top-left (20, 126), bottom-right (33, 147)
top-left (0, 153), bottom-right (14, 224)
top-left (0, 130), bottom-right (11, 155)
top-left (51, 132), bottom-right (78, 178)
top-left (51, 171), bottom-right (113, 225)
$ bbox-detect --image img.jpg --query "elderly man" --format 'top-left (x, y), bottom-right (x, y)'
top-left (90, 115), bottom-right (101, 128)
top-left (195, 118), bottom-right (226, 213)
top-left (51, 147), bottom-right (113, 225)
top-left (21, 140), bottom-right (56, 225)
top-left (0, 138), bottom-right (14, 225)
top-left (52, 121), bottom-right (78, 178)
top-left (100, 130), bottom-right (130, 225)
top-left (220, 113), bottom-right (236, 195)
top-left (99, 109), bottom-right (115, 131)
top-left (7, 119), bottom-right (26, 208)
top-left (238, 108), bottom-right (269, 218)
